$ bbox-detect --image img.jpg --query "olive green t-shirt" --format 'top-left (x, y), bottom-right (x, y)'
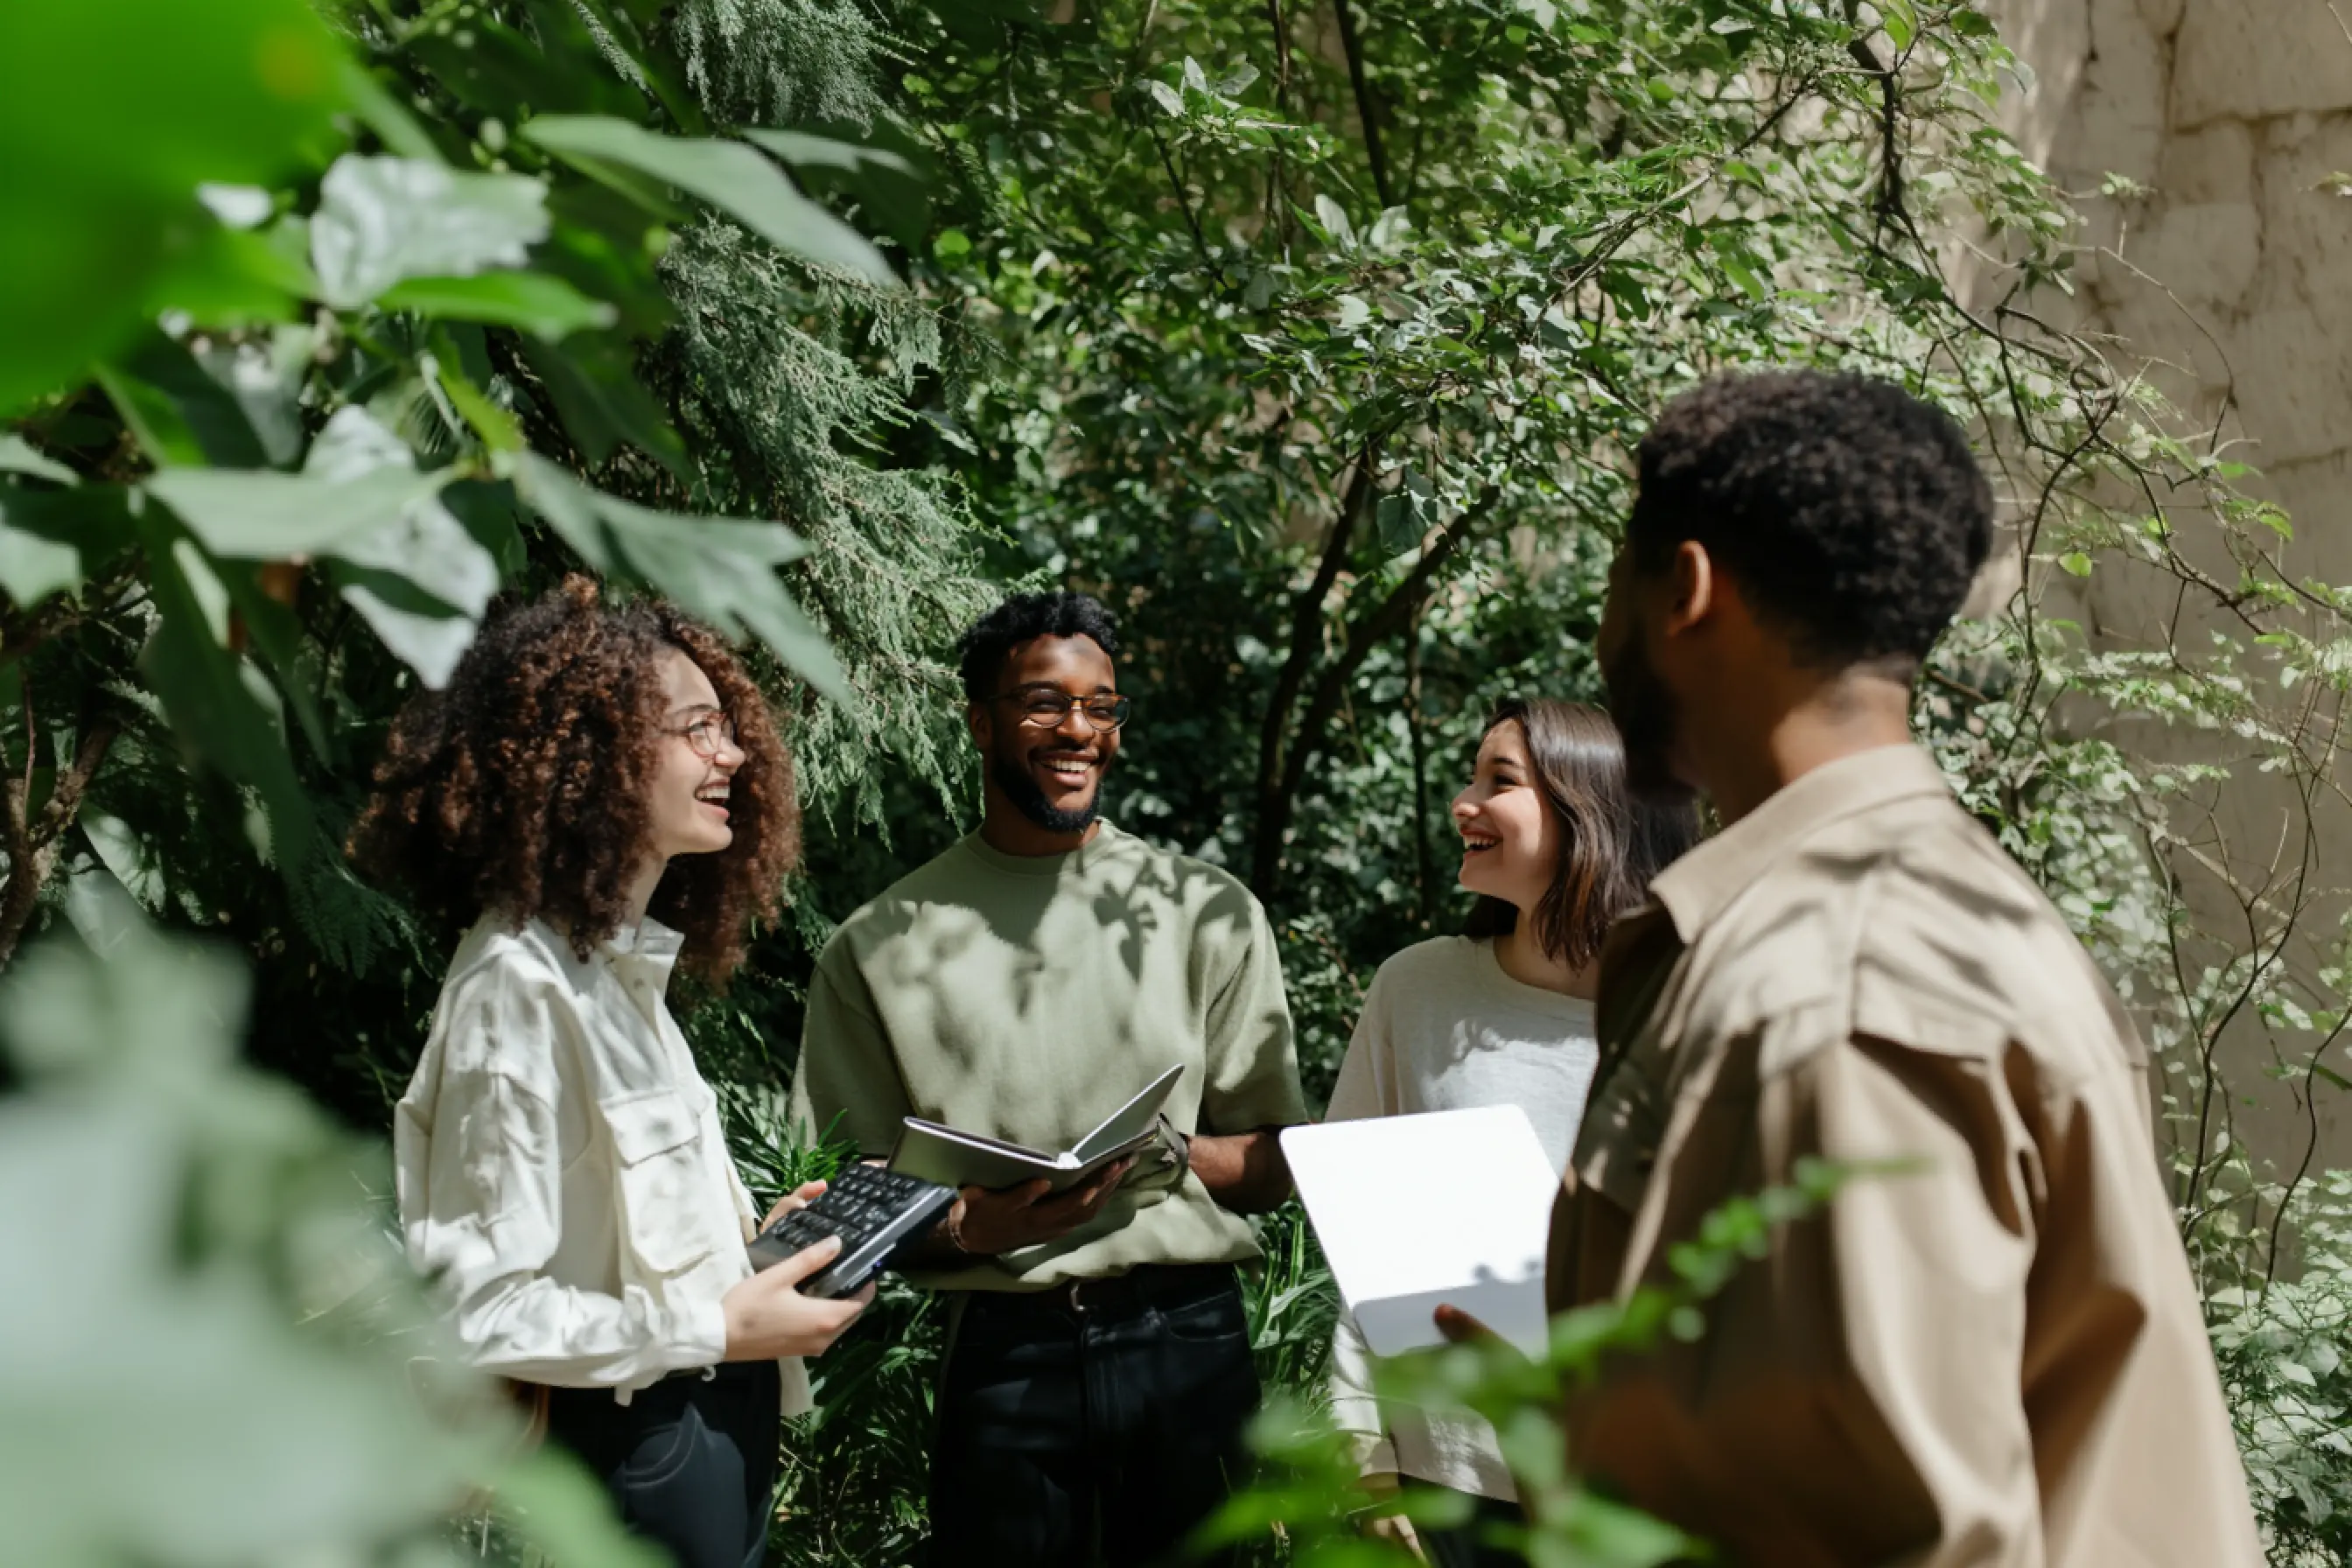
top-left (787, 821), bottom-right (1307, 1291)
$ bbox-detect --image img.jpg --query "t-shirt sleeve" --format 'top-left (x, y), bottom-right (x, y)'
top-left (1323, 963), bottom-right (1393, 1124)
top-left (787, 933), bottom-right (914, 1160)
top-left (1198, 892), bottom-right (1309, 1134)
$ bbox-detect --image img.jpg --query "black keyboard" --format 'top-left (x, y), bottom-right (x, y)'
top-left (746, 1163), bottom-right (956, 1299)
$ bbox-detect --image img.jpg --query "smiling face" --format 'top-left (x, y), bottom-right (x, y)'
top-left (1451, 717), bottom-right (1558, 912)
top-left (647, 645), bottom-right (746, 862)
top-left (970, 634), bottom-right (1122, 836)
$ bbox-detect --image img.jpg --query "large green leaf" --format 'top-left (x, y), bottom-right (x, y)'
top-left (308, 155), bottom-right (550, 308)
top-left (741, 128), bottom-right (931, 249)
top-left (135, 535), bottom-right (318, 871)
top-left (514, 454), bottom-right (849, 701)
top-left (0, 0), bottom-right (346, 414)
top-left (521, 116), bottom-right (895, 284)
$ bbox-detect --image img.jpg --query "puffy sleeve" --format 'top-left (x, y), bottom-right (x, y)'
top-left (396, 980), bottom-right (729, 1389)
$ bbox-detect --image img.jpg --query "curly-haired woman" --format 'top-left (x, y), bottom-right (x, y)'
top-left (359, 578), bottom-right (867, 1568)
top-left (1326, 698), bottom-right (1699, 1568)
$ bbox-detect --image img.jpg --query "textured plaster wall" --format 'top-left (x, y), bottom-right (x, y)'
top-left (1994, 0), bottom-right (2352, 1172)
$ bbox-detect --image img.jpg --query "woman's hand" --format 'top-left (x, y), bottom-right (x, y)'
top-left (719, 1235), bottom-right (873, 1361)
top-left (760, 1177), bottom-right (830, 1232)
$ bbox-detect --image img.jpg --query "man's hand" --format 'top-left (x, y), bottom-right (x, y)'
top-left (1356, 1472), bottom-right (1429, 1560)
top-left (948, 1156), bottom-right (1136, 1256)
top-left (1187, 1126), bottom-right (1292, 1214)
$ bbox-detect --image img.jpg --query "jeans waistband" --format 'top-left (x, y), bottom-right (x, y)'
top-left (965, 1262), bottom-right (1240, 1321)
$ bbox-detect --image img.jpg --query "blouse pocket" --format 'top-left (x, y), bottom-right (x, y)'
top-left (602, 1088), bottom-right (719, 1277)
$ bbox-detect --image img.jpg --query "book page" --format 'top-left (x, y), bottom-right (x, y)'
top-left (1281, 1105), bottom-right (1558, 1356)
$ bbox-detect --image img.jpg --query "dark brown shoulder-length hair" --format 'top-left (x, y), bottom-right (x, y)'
top-left (1460, 697), bottom-right (1700, 970)
top-left (349, 575), bottom-right (799, 986)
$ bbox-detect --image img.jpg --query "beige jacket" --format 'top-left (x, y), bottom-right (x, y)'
top-left (396, 914), bottom-right (808, 1410)
top-left (1547, 745), bottom-right (2259, 1566)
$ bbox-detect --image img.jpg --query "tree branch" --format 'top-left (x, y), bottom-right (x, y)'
top-left (1331, 0), bottom-right (1395, 209)
top-left (0, 701), bottom-right (120, 970)
top-left (1254, 483), bottom-right (1501, 897)
top-left (1253, 444), bottom-right (1382, 891)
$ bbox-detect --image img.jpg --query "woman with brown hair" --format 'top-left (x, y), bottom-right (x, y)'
top-left (357, 578), bottom-right (867, 1568)
top-left (1325, 697), bottom-right (1700, 1567)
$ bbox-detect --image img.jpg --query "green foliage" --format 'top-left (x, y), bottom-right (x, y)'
top-left (1208, 1161), bottom-right (1852, 1568)
top-left (11, 0), bottom-right (2352, 1563)
top-left (0, 882), bottom-right (654, 1568)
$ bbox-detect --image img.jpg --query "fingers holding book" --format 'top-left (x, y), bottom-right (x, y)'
top-left (949, 1155), bottom-right (1138, 1256)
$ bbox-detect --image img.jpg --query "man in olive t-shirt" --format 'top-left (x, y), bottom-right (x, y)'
top-left (788, 591), bottom-right (1306, 1567)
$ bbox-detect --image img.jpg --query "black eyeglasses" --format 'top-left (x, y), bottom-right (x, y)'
top-left (664, 710), bottom-right (738, 760)
top-left (990, 690), bottom-right (1133, 732)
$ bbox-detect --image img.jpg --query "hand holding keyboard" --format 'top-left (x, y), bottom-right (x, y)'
top-left (747, 1163), bottom-right (956, 1299)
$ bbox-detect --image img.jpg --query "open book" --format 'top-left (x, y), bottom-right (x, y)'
top-left (888, 1064), bottom-right (1186, 1193)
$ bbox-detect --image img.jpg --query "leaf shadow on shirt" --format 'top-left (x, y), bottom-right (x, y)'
top-left (848, 837), bottom-right (1280, 1143)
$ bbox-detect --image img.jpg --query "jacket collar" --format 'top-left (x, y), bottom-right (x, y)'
top-left (1648, 743), bottom-right (1954, 944)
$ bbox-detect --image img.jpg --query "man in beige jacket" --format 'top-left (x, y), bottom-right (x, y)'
top-left (1538, 370), bottom-right (2260, 1564)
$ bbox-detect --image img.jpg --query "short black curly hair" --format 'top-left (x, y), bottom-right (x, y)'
top-left (956, 591), bottom-right (1124, 703)
top-left (1628, 370), bottom-right (1993, 670)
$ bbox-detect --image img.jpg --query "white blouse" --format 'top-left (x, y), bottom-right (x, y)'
top-left (395, 914), bottom-right (810, 1410)
top-left (1324, 935), bottom-right (1600, 1501)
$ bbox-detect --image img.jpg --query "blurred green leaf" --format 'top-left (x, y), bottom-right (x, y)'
top-left (380, 270), bottom-right (619, 340)
top-left (522, 115), bottom-right (896, 283)
top-left (514, 453), bottom-right (849, 700)
top-left (96, 331), bottom-right (272, 468)
top-left (742, 128), bottom-right (932, 249)
top-left (148, 466), bottom-right (451, 559)
top-left (0, 0), bottom-right (346, 413)
top-left (0, 485), bottom-right (136, 607)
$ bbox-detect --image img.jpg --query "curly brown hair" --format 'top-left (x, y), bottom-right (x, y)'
top-left (350, 577), bottom-right (799, 985)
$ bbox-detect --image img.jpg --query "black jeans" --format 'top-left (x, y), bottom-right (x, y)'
top-left (545, 1359), bottom-right (782, 1568)
top-left (928, 1264), bottom-right (1263, 1568)
top-left (1413, 1487), bottom-right (1524, 1568)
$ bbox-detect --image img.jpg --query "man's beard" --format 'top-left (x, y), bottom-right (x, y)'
top-left (991, 750), bottom-right (1105, 835)
top-left (1601, 625), bottom-right (1694, 806)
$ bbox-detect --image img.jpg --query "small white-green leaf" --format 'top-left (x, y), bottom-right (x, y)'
top-left (1313, 194), bottom-right (1354, 248)
top-left (522, 116), bottom-right (892, 284)
top-left (1144, 80), bottom-right (1185, 117)
top-left (0, 435), bottom-right (77, 486)
top-left (1368, 206), bottom-right (1412, 252)
top-left (298, 410), bottom-right (500, 688)
top-left (309, 155), bottom-right (549, 307)
top-left (1181, 57), bottom-right (1210, 94)
top-left (1334, 294), bottom-right (1375, 331)
top-left (0, 513), bottom-right (80, 604)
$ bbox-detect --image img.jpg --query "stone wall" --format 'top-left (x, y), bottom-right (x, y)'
top-left (1995, 0), bottom-right (2352, 1171)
